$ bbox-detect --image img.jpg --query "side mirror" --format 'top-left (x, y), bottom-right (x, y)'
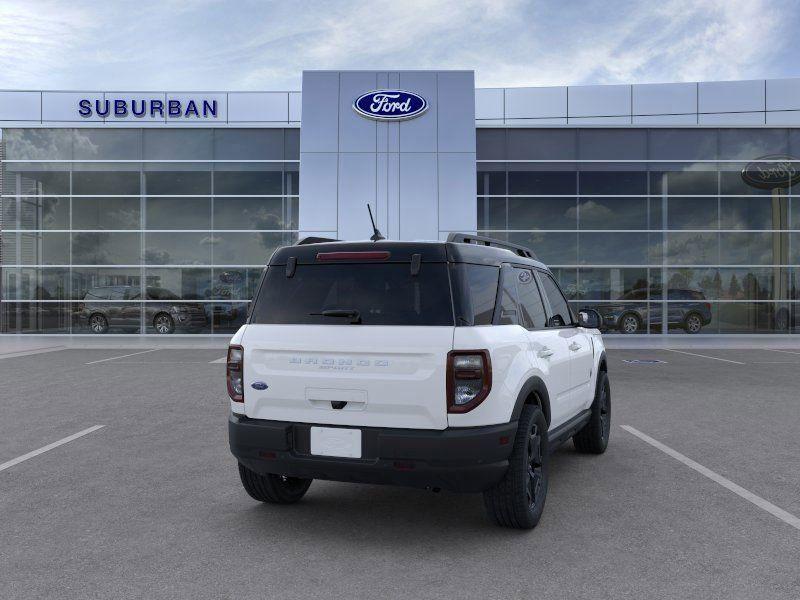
top-left (578, 309), bottom-right (601, 329)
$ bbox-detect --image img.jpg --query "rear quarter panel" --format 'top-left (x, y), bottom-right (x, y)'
top-left (448, 325), bottom-right (532, 427)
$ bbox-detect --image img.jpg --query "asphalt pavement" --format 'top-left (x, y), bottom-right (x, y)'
top-left (1, 346), bottom-right (798, 599)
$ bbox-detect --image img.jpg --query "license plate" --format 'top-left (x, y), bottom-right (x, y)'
top-left (310, 426), bottom-right (362, 458)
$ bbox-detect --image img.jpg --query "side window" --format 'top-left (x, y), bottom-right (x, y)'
top-left (514, 267), bottom-right (547, 329)
top-left (494, 266), bottom-right (519, 326)
top-left (539, 272), bottom-right (573, 327)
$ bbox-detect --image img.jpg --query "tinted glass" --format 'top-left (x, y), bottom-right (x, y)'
top-left (451, 264), bottom-right (499, 326)
top-left (496, 267), bottom-right (519, 326)
top-left (540, 272), bottom-right (572, 326)
top-left (514, 268), bottom-right (547, 329)
top-left (250, 263), bottom-right (453, 326)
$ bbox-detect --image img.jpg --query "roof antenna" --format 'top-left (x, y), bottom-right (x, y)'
top-left (367, 204), bottom-right (385, 241)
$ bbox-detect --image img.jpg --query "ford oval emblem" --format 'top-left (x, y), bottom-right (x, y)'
top-left (251, 381), bottom-right (268, 391)
top-left (353, 90), bottom-right (428, 121)
top-left (741, 155), bottom-right (800, 190)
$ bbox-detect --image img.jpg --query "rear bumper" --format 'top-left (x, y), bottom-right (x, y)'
top-left (229, 414), bottom-right (517, 493)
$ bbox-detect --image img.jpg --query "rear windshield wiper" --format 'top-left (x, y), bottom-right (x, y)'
top-left (309, 309), bottom-right (362, 324)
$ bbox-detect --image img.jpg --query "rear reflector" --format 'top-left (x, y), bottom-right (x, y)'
top-left (316, 251), bottom-right (390, 261)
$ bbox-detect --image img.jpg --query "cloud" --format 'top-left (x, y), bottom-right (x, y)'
top-left (0, 0), bottom-right (795, 91)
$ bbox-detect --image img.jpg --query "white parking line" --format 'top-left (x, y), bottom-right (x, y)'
top-left (663, 349), bottom-right (745, 365)
top-left (210, 356), bottom-right (227, 364)
top-left (85, 349), bottom-right (159, 365)
top-left (0, 346), bottom-right (67, 360)
top-left (621, 425), bottom-right (800, 531)
top-left (0, 425), bottom-right (105, 473)
top-left (763, 348), bottom-right (800, 356)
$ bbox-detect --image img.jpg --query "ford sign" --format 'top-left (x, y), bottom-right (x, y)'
top-left (741, 155), bottom-right (800, 190)
top-left (353, 90), bottom-right (428, 121)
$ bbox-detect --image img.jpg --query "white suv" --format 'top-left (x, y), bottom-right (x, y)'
top-left (227, 234), bottom-right (610, 529)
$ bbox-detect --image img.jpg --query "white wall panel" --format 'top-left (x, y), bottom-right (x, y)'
top-left (399, 153), bottom-right (438, 240)
top-left (288, 92), bottom-right (302, 122)
top-left (475, 88), bottom-right (504, 120)
top-left (438, 153), bottom-right (477, 233)
top-left (633, 114), bottom-right (698, 125)
top-left (698, 80), bottom-right (764, 113)
top-left (43, 92), bottom-right (103, 122)
top-left (632, 82), bottom-right (696, 115)
top-left (229, 92), bottom-right (288, 122)
top-left (300, 72), bottom-right (339, 152)
top-left (437, 71), bottom-right (475, 152)
top-left (698, 111), bottom-right (765, 125)
top-left (298, 152), bottom-right (338, 234)
top-left (568, 116), bottom-right (631, 125)
top-left (505, 118), bottom-right (567, 125)
top-left (398, 72), bottom-right (437, 152)
top-left (765, 111), bottom-right (800, 125)
top-left (0, 91), bottom-right (40, 121)
top-left (337, 153), bottom-right (377, 240)
top-left (339, 72), bottom-right (377, 153)
top-left (766, 78), bottom-right (800, 111)
top-left (568, 84), bottom-right (631, 117)
top-left (506, 86), bottom-right (567, 119)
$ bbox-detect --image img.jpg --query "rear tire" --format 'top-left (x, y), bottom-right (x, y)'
top-left (238, 463), bottom-right (312, 504)
top-left (618, 313), bottom-right (641, 334)
top-left (483, 405), bottom-right (549, 529)
top-left (573, 371), bottom-right (611, 454)
top-left (683, 313), bottom-right (703, 334)
top-left (89, 313), bottom-right (108, 334)
top-left (153, 313), bottom-right (175, 334)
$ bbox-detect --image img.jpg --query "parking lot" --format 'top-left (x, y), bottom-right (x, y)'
top-left (1, 344), bottom-right (799, 599)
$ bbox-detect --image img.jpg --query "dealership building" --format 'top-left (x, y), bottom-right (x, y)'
top-left (1, 70), bottom-right (799, 336)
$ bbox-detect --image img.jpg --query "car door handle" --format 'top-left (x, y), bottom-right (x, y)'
top-left (569, 342), bottom-right (582, 351)
top-left (538, 347), bottom-right (554, 358)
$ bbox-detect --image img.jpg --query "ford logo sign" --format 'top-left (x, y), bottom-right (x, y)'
top-left (251, 381), bottom-right (268, 391)
top-left (353, 90), bottom-right (428, 121)
top-left (741, 155), bottom-right (800, 190)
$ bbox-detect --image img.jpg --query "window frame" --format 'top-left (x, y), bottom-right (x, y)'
top-left (534, 269), bottom-right (577, 329)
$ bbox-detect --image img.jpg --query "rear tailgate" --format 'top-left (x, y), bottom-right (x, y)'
top-left (242, 324), bottom-right (454, 429)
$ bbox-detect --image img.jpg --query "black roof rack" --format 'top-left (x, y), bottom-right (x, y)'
top-left (296, 236), bottom-right (339, 245)
top-left (446, 233), bottom-right (537, 259)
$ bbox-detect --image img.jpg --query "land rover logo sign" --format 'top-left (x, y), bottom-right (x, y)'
top-left (741, 155), bottom-right (800, 190)
top-left (353, 90), bottom-right (428, 121)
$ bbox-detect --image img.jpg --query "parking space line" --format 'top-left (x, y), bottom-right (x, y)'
top-left (663, 349), bottom-right (745, 365)
top-left (0, 425), bottom-right (105, 473)
top-left (763, 349), bottom-right (800, 356)
top-left (621, 425), bottom-right (800, 531)
top-left (210, 356), bottom-right (227, 364)
top-left (0, 346), bottom-right (66, 360)
top-left (85, 349), bottom-right (159, 365)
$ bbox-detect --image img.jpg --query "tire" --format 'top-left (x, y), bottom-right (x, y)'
top-left (483, 405), bottom-right (549, 529)
top-left (238, 462), bottom-right (312, 504)
top-left (618, 313), bottom-right (641, 334)
top-left (683, 312), bottom-right (703, 334)
top-left (573, 371), bottom-right (611, 454)
top-left (88, 313), bottom-right (108, 334)
top-left (153, 313), bottom-right (175, 334)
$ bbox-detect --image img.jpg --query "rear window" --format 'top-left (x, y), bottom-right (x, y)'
top-left (250, 263), bottom-right (454, 326)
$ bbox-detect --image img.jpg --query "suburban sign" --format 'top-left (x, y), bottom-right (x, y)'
top-left (78, 98), bottom-right (219, 119)
top-left (352, 90), bottom-right (428, 121)
top-left (741, 155), bottom-right (800, 190)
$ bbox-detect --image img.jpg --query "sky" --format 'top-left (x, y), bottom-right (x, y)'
top-left (0, 0), bottom-right (798, 91)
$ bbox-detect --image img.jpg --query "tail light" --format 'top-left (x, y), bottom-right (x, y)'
top-left (227, 344), bottom-right (244, 402)
top-left (447, 350), bottom-right (491, 413)
top-left (705, 303), bottom-right (712, 311)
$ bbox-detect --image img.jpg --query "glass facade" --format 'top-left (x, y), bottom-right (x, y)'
top-left (478, 128), bottom-right (800, 334)
top-left (0, 128), bottom-right (298, 334)
top-left (1, 125), bottom-right (798, 335)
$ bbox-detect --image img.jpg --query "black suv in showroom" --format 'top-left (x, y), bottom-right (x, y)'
top-left (75, 286), bottom-right (207, 334)
top-left (583, 288), bottom-right (713, 334)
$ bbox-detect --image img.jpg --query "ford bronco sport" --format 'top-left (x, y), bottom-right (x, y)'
top-left (228, 233), bottom-right (610, 529)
